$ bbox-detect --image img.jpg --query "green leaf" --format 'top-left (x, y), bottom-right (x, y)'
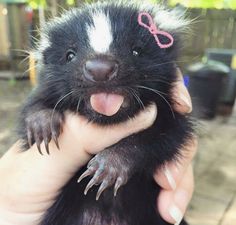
top-left (27, 0), bottom-right (46, 9)
top-left (169, 0), bottom-right (236, 9)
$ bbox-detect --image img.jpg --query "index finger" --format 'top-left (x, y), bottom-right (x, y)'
top-left (63, 103), bottom-right (157, 154)
top-left (154, 136), bottom-right (197, 190)
top-left (172, 68), bottom-right (192, 114)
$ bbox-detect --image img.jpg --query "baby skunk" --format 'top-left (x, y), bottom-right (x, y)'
top-left (18, 1), bottom-right (193, 225)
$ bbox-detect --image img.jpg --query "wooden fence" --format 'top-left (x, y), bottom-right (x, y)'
top-left (182, 8), bottom-right (236, 65)
top-left (0, 3), bottom-right (29, 71)
top-left (0, 6), bottom-right (236, 71)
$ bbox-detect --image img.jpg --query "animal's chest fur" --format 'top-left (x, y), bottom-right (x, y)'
top-left (39, 110), bottom-right (191, 225)
top-left (42, 170), bottom-right (159, 225)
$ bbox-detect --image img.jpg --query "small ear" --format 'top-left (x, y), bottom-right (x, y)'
top-left (152, 5), bottom-right (190, 33)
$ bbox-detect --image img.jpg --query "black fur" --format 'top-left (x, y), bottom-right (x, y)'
top-left (18, 2), bottom-right (193, 225)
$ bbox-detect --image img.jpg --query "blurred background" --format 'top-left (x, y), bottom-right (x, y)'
top-left (0, 0), bottom-right (236, 224)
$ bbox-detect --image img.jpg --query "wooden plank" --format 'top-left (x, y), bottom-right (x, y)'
top-left (184, 9), bottom-right (207, 55)
top-left (223, 17), bottom-right (235, 49)
top-left (6, 3), bottom-right (29, 72)
top-left (232, 20), bottom-right (236, 49)
top-left (7, 3), bottom-right (29, 55)
top-left (0, 4), bottom-right (10, 58)
top-left (186, 193), bottom-right (226, 225)
top-left (183, 8), bottom-right (236, 63)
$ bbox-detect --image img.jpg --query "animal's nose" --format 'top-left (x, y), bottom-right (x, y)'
top-left (83, 59), bottom-right (118, 82)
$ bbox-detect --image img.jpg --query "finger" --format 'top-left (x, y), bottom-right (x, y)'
top-left (65, 103), bottom-right (157, 154)
top-left (157, 165), bottom-right (194, 225)
top-left (154, 136), bottom-right (197, 190)
top-left (172, 68), bottom-right (192, 114)
top-left (98, 103), bottom-right (157, 145)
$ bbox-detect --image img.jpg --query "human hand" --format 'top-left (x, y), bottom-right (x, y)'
top-left (0, 67), bottom-right (196, 225)
top-left (155, 68), bottom-right (197, 225)
top-left (0, 104), bottom-right (157, 225)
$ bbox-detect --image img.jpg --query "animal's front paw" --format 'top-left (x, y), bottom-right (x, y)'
top-left (25, 109), bottom-right (64, 154)
top-left (78, 150), bottom-right (131, 200)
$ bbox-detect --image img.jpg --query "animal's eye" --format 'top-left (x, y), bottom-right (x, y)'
top-left (66, 50), bottom-right (76, 62)
top-left (132, 47), bottom-right (142, 57)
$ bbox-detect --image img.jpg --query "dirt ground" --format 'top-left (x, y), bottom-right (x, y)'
top-left (0, 79), bottom-right (236, 224)
top-left (186, 115), bottom-right (236, 225)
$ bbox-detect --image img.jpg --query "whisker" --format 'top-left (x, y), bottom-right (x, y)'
top-left (135, 85), bottom-right (168, 96)
top-left (31, 35), bottom-right (40, 43)
top-left (143, 58), bottom-right (196, 70)
top-left (11, 49), bottom-right (31, 55)
top-left (23, 64), bottom-right (39, 76)
top-left (14, 53), bottom-right (29, 58)
top-left (50, 91), bottom-right (74, 132)
top-left (138, 78), bottom-right (171, 85)
top-left (144, 61), bottom-right (176, 69)
top-left (127, 87), bottom-right (145, 109)
top-left (135, 85), bottom-right (175, 119)
top-left (19, 55), bottom-right (30, 65)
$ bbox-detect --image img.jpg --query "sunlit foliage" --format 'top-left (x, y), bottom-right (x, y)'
top-left (169, 0), bottom-right (236, 9)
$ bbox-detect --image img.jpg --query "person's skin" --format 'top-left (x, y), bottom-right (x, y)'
top-left (0, 68), bottom-right (196, 225)
top-left (156, 69), bottom-right (197, 225)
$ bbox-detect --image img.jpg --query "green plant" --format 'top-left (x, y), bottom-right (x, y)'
top-left (169, 0), bottom-right (236, 9)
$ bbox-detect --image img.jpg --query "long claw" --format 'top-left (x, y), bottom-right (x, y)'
top-left (77, 169), bottom-right (94, 183)
top-left (78, 152), bottom-right (130, 200)
top-left (43, 133), bottom-right (51, 155)
top-left (84, 169), bottom-right (104, 195)
top-left (34, 128), bottom-right (44, 155)
top-left (44, 141), bottom-right (50, 155)
top-left (96, 180), bottom-right (109, 201)
top-left (87, 156), bottom-right (97, 168)
top-left (36, 141), bottom-right (43, 155)
top-left (84, 178), bottom-right (97, 195)
top-left (114, 177), bottom-right (123, 197)
top-left (52, 134), bottom-right (60, 150)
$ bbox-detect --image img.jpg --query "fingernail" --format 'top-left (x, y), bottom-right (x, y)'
top-left (174, 189), bottom-right (190, 210)
top-left (164, 167), bottom-right (177, 190)
top-left (179, 93), bottom-right (192, 113)
top-left (170, 189), bottom-right (190, 225)
top-left (169, 204), bottom-right (183, 225)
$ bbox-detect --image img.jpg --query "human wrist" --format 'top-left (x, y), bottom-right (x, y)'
top-left (0, 141), bottom-right (90, 225)
top-left (0, 209), bottom-right (43, 225)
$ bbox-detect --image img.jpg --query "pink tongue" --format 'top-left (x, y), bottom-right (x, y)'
top-left (90, 93), bottom-right (124, 116)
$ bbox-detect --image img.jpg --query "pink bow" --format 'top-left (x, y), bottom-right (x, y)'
top-left (138, 12), bottom-right (174, 49)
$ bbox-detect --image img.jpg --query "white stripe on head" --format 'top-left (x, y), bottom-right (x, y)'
top-left (86, 11), bottom-right (113, 54)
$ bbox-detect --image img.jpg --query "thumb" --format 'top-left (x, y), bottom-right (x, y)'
top-left (63, 103), bottom-right (157, 154)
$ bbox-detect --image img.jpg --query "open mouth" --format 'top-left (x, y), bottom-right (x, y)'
top-left (90, 92), bottom-right (126, 116)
